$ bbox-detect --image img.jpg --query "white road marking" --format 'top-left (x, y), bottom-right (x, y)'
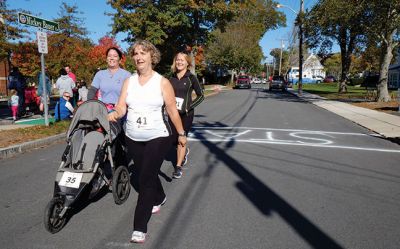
top-left (188, 138), bottom-right (400, 153)
top-left (192, 126), bottom-right (372, 136)
top-left (289, 131), bottom-right (333, 145)
top-left (204, 129), bottom-right (251, 139)
top-left (188, 126), bottom-right (400, 153)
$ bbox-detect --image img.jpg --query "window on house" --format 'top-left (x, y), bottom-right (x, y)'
top-left (388, 72), bottom-right (399, 88)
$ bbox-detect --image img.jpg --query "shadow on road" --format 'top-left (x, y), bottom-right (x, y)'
top-left (154, 86), bottom-right (344, 248)
top-left (195, 121), bottom-right (344, 249)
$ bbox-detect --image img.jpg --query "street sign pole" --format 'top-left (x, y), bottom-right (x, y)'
top-left (18, 13), bottom-right (58, 126)
top-left (40, 52), bottom-right (49, 126)
top-left (37, 30), bottom-right (49, 126)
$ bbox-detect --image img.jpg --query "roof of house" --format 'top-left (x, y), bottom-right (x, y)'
top-left (303, 54), bottom-right (324, 70)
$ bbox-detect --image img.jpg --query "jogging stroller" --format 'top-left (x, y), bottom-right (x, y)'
top-left (44, 100), bottom-right (130, 233)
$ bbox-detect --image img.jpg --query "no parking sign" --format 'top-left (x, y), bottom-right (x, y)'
top-left (36, 31), bottom-right (48, 54)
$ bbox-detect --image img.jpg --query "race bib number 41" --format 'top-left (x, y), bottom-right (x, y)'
top-left (132, 111), bottom-right (154, 129)
top-left (59, 172), bottom-right (83, 189)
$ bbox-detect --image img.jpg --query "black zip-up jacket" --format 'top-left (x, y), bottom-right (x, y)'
top-left (169, 71), bottom-right (204, 114)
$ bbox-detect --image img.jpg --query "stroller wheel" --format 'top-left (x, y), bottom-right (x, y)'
top-left (112, 166), bottom-right (131, 205)
top-left (44, 197), bottom-right (67, 233)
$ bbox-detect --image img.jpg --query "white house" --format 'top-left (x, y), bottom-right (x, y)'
top-left (388, 50), bottom-right (400, 89)
top-left (287, 54), bottom-right (325, 83)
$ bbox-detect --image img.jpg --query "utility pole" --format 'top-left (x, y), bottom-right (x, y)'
top-left (298, 0), bottom-right (304, 95)
top-left (272, 57), bottom-right (276, 75)
top-left (278, 39), bottom-right (287, 76)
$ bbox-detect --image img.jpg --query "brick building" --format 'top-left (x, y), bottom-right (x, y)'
top-left (0, 59), bottom-right (10, 96)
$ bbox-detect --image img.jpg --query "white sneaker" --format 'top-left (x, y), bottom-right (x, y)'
top-left (130, 231), bottom-right (146, 243)
top-left (182, 147), bottom-right (190, 166)
top-left (152, 197), bottom-right (167, 214)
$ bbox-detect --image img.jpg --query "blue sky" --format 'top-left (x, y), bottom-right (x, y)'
top-left (260, 0), bottom-right (319, 62)
top-left (8, 0), bottom-right (324, 58)
top-left (8, 0), bottom-right (129, 50)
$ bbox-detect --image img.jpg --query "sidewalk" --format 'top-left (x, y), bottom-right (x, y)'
top-left (0, 114), bottom-right (55, 131)
top-left (288, 89), bottom-right (400, 138)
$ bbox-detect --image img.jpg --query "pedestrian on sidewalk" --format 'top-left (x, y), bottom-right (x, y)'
top-left (8, 89), bottom-right (19, 122)
top-left (64, 65), bottom-right (78, 106)
top-left (169, 52), bottom-right (204, 179)
top-left (64, 65), bottom-right (76, 83)
top-left (108, 40), bottom-right (187, 244)
top-left (55, 68), bottom-right (75, 102)
top-left (77, 80), bottom-right (88, 105)
top-left (54, 92), bottom-right (74, 121)
top-left (37, 67), bottom-right (52, 115)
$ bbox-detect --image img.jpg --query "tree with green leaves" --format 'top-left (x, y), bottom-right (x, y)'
top-left (349, 45), bottom-right (380, 77)
top-left (46, 2), bottom-right (93, 82)
top-left (304, 0), bottom-right (366, 93)
top-left (206, 0), bottom-right (285, 81)
top-left (269, 47), bottom-right (291, 75)
top-left (323, 53), bottom-right (341, 77)
top-left (0, 1), bottom-right (29, 61)
top-left (362, 1), bottom-right (400, 102)
top-left (207, 21), bottom-right (263, 77)
top-left (108, 0), bottom-right (284, 74)
top-left (109, 0), bottom-right (240, 73)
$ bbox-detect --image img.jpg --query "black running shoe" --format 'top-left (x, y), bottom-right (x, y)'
top-left (172, 166), bottom-right (182, 179)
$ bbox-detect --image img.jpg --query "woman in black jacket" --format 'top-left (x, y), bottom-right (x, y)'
top-left (169, 52), bottom-right (204, 179)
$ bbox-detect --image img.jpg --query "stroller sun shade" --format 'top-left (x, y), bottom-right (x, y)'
top-left (67, 100), bottom-right (112, 140)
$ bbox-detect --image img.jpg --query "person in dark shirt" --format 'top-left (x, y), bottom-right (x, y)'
top-left (7, 67), bottom-right (26, 115)
top-left (169, 52), bottom-right (204, 179)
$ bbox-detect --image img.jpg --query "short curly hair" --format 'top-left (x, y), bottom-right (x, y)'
top-left (131, 40), bottom-right (161, 67)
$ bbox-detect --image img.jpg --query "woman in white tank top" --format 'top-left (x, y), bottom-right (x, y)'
top-left (108, 40), bottom-right (187, 244)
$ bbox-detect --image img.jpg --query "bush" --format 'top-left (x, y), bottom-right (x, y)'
top-left (348, 78), bottom-right (363, 86)
top-left (361, 75), bottom-right (379, 89)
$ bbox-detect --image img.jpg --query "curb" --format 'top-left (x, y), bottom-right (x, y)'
top-left (0, 133), bottom-right (65, 159)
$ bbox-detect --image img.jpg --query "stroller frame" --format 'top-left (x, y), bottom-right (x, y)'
top-left (44, 100), bottom-right (130, 233)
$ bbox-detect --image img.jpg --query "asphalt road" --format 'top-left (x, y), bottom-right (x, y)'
top-left (1, 87), bottom-right (400, 249)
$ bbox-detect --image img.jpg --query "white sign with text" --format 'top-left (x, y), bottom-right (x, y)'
top-left (37, 31), bottom-right (48, 54)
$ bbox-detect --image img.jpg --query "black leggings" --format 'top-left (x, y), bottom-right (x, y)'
top-left (125, 135), bottom-right (172, 233)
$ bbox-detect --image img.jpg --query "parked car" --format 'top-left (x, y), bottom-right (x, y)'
top-left (324, 75), bottom-right (336, 83)
top-left (269, 75), bottom-right (287, 91)
top-left (251, 77), bottom-right (262, 84)
top-left (234, 75), bottom-right (251, 89)
top-left (314, 75), bottom-right (324, 83)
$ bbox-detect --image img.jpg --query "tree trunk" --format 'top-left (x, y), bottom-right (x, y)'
top-left (337, 27), bottom-right (356, 93)
top-left (377, 30), bottom-right (396, 102)
top-left (339, 45), bottom-right (348, 93)
top-left (231, 69), bottom-right (236, 86)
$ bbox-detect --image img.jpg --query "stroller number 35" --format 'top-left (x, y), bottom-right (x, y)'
top-left (59, 172), bottom-right (83, 188)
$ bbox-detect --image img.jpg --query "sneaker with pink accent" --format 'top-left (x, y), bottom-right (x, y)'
top-left (130, 231), bottom-right (146, 243)
top-left (152, 197), bottom-right (167, 214)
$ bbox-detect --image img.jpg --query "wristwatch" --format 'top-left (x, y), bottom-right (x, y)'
top-left (178, 131), bottom-right (186, 137)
